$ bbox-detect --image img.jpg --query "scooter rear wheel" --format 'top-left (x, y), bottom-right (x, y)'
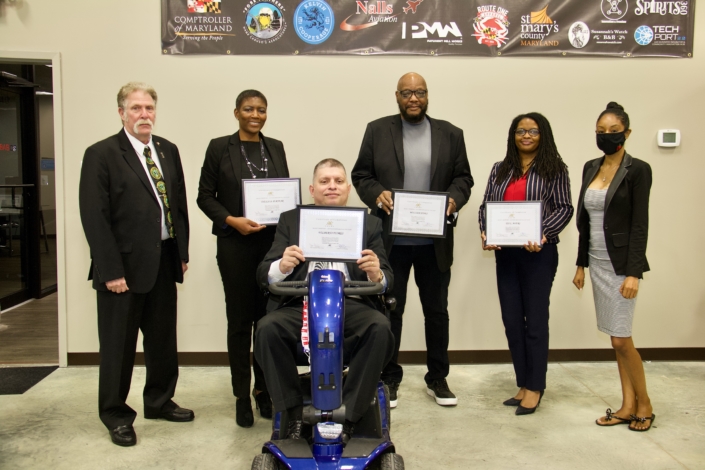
top-left (369, 452), bottom-right (405, 470)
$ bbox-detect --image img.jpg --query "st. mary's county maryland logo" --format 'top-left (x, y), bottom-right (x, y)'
top-left (569, 21), bottom-right (591, 48)
top-left (294, 0), bottom-right (335, 44)
top-left (472, 5), bottom-right (509, 48)
top-left (244, 1), bottom-right (287, 43)
top-left (188, 0), bottom-right (221, 13)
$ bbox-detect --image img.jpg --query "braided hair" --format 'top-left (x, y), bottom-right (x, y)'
top-left (495, 112), bottom-right (568, 184)
top-left (597, 101), bottom-right (630, 129)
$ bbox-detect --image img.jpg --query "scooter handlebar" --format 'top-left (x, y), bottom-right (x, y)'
top-left (268, 280), bottom-right (383, 297)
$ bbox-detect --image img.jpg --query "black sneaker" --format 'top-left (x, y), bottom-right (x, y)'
top-left (426, 379), bottom-right (458, 406)
top-left (384, 381), bottom-right (400, 409)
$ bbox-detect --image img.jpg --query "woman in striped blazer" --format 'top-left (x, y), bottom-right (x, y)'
top-left (478, 112), bottom-right (573, 415)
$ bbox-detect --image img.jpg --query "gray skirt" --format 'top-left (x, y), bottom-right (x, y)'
top-left (589, 256), bottom-right (637, 337)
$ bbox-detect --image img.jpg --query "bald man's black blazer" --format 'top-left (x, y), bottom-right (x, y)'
top-left (351, 114), bottom-right (473, 273)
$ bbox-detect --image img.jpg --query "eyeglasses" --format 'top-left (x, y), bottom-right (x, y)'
top-left (397, 89), bottom-right (428, 99)
top-left (515, 128), bottom-right (540, 137)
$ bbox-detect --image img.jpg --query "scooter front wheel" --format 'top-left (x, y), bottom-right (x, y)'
top-left (251, 453), bottom-right (284, 470)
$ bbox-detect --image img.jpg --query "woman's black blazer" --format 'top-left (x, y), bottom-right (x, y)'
top-left (575, 153), bottom-right (652, 278)
top-left (197, 132), bottom-right (289, 237)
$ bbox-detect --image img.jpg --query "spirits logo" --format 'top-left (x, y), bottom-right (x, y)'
top-left (471, 5), bottom-right (509, 48)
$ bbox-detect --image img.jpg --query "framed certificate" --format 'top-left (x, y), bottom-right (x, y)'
top-left (485, 201), bottom-right (543, 247)
top-left (242, 178), bottom-right (301, 225)
top-left (298, 206), bottom-right (367, 262)
top-left (390, 189), bottom-right (449, 238)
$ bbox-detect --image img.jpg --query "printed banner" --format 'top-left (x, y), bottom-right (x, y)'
top-left (161, 0), bottom-right (695, 57)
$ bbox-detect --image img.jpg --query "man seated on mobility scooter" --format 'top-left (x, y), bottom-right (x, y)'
top-left (254, 159), bottom-right (395, 453)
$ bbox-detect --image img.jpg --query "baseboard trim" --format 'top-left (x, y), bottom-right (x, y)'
top-left (67, 348), bottom-right (705, 367)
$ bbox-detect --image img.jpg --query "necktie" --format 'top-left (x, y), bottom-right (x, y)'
top-left (143, 146), bottom-right (175, 238)
top-left (313, 261), bottom-right (331, 270)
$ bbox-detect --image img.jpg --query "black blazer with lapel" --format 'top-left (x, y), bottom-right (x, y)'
top-left (351, 114), bottom-right (474, 273)
top-left (575, 153), bottom-right (652, 278)
top-left (256, 209), bottom-right (394, 311)
top-left (79, 129), bottom-right (190, 293)
top-left (197, 132), bottom-right (288, 237)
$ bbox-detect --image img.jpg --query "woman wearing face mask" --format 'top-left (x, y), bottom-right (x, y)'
top-left (197, 90), bottom-right (289, 428)
top-left (479, 113), bottom-right (573, 415)
top-left (573, 102), bottom-right (654, 431)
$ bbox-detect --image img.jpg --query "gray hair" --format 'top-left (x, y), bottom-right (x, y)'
top-left (117, 82), bottom-right (158, 109)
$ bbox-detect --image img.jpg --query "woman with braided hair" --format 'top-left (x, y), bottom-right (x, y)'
top-left (478, 112), bottom-right (574, 415)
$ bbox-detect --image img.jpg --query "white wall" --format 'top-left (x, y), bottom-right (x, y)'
top-left (1, 0), bottom-right (703, 356)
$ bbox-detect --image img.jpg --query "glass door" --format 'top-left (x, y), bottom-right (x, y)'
top-left (0, 87), bottom-right (31, 309)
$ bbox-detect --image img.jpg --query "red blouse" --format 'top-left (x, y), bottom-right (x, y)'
top-left (503, 173), bottom-right (528, 201)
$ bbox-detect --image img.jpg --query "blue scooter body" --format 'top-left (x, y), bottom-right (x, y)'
top-left (259, 270), bottom-right (395, 469)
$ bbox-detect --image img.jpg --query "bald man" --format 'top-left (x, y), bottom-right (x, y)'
top-left (351, 72), bottom-right (473, 408)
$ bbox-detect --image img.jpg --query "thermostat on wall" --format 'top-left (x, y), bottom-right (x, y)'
top-left (658, 129), bottom-right (680, 147)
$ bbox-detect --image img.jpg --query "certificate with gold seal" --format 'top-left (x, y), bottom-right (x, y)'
top-left (485, 201), bottom-right (543, 247)
top-left (390, 190), bottom-right (449, 238)
top-left (242, 178), bottom-right (301, 225)
top-left (298, 206), bottom-right (367, 262)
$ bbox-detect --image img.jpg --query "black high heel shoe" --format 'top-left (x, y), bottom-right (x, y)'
top-left (503, 397), bottom-right (522, 406)
top-left (253, 389), bottom-right (273, 420)
top-left (515, 390), bottom-right (544, 415)
top-left (236, 397), bottom-right (254, 428)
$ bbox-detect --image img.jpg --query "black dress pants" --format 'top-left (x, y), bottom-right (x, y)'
top-left (97, 240), bottom-right (180, 430)
top-left (381, 244), bottom-right (451, 385)
top-left (255, 299), bottom-right (394, 422)
top-left (216, 227), bottom-right (275, 398)
top-left (495, 244), bottom-right (558, 391)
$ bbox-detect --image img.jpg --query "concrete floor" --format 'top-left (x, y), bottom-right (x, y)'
top-left (0, 363), bottom-right (703, 470)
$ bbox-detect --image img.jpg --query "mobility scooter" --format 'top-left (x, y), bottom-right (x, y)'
top-left (251, 269), bottom-right (404, 470)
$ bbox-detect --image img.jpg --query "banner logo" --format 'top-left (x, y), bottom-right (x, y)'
top-left (520, 5), bottom-right (559, 46)
top-left (569, 21), bottom-right (591, 48)
top-left (634, 25), bottom-right (653, 44)
top-left (244, 1), bottom-right (286, 43)
top-left (340, 1), bottom-right (398, 32)
top-left (295, 0), bottom-right (335, 44)
top-left (472, 5), bottom-right (509, 48)
top-left (403, 0), bottom-right (423, 13)
top-left (402, 22), bottom-right (461, 39)
top-left (634, 0), bottom-right (688, 15)
top-left (641, 25), bottom-right (686, 45)
top-left (188, 0), bottom-right (221, 13)
top-left (601, 0), bottom-right (628, 22)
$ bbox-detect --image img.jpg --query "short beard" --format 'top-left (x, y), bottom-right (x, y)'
top-left (398, 102), bottom-right (428, 124)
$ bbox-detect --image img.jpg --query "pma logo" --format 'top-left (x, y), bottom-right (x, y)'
top-left (294, 0), bottom-right (335, 44)
top-left (402, 21), bottom-right (462, 39)
top-left (634, 25), bottom-right (653, 45)
top-left (188, 0), bottom-right (221, 13)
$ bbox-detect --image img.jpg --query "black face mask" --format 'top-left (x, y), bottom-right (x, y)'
top-left (596, 132), bottom-right (626, 155)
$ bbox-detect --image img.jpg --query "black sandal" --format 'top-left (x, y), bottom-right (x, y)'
top-left (629, 413), bottom-right (655, 432)
top-left (595, 408), bottom-right (632, 426)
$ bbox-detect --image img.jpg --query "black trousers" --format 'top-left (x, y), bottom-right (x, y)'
top-left (255, 299), bottom-right (394, 422)
top-left (381, 244), bottom-right (451, 385)
top-left (495, 244), bottom-right (558, 391)
top-left (216, 228), bottom-right (275, 398)
top-left (97, 240), bottom-right (180, 430)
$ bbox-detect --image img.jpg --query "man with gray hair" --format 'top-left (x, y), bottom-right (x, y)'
top-left (79, 82), bottom-right (192, 447)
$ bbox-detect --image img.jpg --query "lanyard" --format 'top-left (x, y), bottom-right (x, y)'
top-left (301, 296), bottom-right (310, 365)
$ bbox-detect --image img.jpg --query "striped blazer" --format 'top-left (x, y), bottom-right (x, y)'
top-left (478, 162), bottom-right (574, 243)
